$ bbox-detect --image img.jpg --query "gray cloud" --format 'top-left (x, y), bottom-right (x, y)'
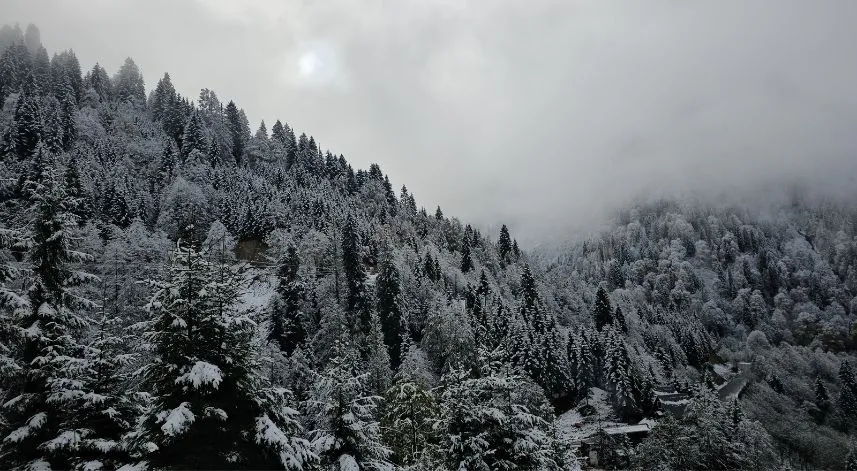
top-left (3, 0), bottom-right (857, 244)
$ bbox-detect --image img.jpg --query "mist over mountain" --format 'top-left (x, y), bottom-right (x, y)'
top-left (1, 9), bottom-right (857, 471)
top-left (4, 0), bottom-right (856, 244)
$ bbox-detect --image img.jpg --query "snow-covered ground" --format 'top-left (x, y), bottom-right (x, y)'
top-left (555, 388), bottom-right (638, 446)
top-left (238, 268), bottom-right (275, 314)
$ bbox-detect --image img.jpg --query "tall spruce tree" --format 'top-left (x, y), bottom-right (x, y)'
top-left (498, 224), bottom-right (512, 262)
top-left (269, 244), bottom-right (306, 356)
top-left (132, 244), bottom-right (312, 469)
top-left (341, 215), bottom-right (371, 334)
top-left (305, 335), bottom-right (393, 471)
top-left (431, 353), bottom-right (565, 470)
top-left (225, 101), bottom-right (245, 166)
top-left (593, 285), bottom-right (613, 331)
top-left (380, 370), bottom-right (438, 467)
top-left (460, 239), bottom-right (473, 273)
top-left (376, 250), bottom-right (404, 370)
top-left (12, 73), bottom-right (42, 159)
top-left (0, 167), bottom-right (98, 469)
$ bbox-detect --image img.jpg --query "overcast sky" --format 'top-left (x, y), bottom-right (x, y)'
top-left (3, 0), bottom-right (857, 244)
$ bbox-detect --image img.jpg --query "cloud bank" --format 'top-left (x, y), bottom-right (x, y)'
top-left (3, 0), bottom-right (856, 244)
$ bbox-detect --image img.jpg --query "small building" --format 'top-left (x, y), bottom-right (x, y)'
top-left (580, 423), bottom-right (651, 468)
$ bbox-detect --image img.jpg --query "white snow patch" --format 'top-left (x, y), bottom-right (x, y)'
top-left (159, 402), bottom-right (195, 437)
top-left (89, 438), bottom-right (118, 453)
top-left (338, 454), bottom-right (360, 471)
top-left (239, 270), bottom-right (275, 313)
top-left (28, 460), bottom-right (51, 471)
top-left (603, 424), bottom-right (650, 435)
top-left (4, 412), bottom-right (46, 443)
top-left (661, 399), bottom-right (691, 406)
top-left (176, 361), bottom-right (222, 390)
top-left (45, 430), bottom-right (82, 451)
top-left (713, 363), bottom-right (735, 379)
top-left (82, 460), bottom-right (104, 471)
top-left (117, 462), bottom-right (149, 471)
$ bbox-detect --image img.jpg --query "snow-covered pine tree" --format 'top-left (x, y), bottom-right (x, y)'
top-left (0, 166), bottom-right (99, 470)
top-left (70, 306), bottom-right (137, 470)
top-left (12, 73), bottom-right (43, 159)
top-left (181, 112), bottom-right (207, 160)
top-left (269, 243), bottom-right (306, 356)
top-left (459, 239), bottom-right (473, 273)
top-left (131, 243), bottom-right (312, 469)
top-left (363, 311), bottom-right (393, 395)
top-left (341, 215), bottom-right (371, 335)
top-left (375, 250), bottom-right (404, 370)
top-left (430, 351), bottom-right (565, 470)
top-left (305, 334), bottom-right (393, 471)
top-left (0, 226), bottom-right (26, 401)
top-left (839, 360), bottom-right (857, 427)
top-left (515, 266), bottom-right (570, 406)
top-left (604, 327), bottom-right (638, 419)
top-left (225, 101), bottom-right (245, 166)
top-left (593, 285), bottom-right (612, 331)
top-left (815, 376), bottom-right (831, 421)
top-left (380, 370), bottom-right (438, 467)
top-left (847, 442), bottom-right (857, 471)
top-left (271, 120), bottom-right (287, 146)
top-left (566, 328), bottom-right (593, 402)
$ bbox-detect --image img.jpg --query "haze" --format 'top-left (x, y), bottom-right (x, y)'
top-left (3, 0), bottom-right (857, 245)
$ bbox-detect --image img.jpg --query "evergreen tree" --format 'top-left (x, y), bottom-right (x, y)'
top-left (132, 244), bottom-right (313, 469)
top-left (431, 354), bottom-right (564, 470)
top-left (381, 372), bottom-right (438, 467)
top-left (342, 215), bottom-right (370, 334)
top-left (64, 155), bottom-right (90, 225)
top-left (181, 112), bottom-right (207, 159)
top-left (567, 328), bottom-right (593, 401)
top-left (41, 99), bottom-right (64, 154)
top-left (12, 74), bottom-right (42, 159)
top-left (71, 304), bottom-right (138, 470)
top-left (271, 120), bottom-right (287, 145)
top-left (85, 63), bottom-right (112, 102)
top-left (268, 244), bottom-right (306, 356)
top-left (255, 120), bottom-right (268, 140)
top-left (593, 285), bottom-right (613, 331)
top-left (498, 224), bottom-right (512, 262)
top-left (0, 167), bottom-right (98, 470)
top-left (604, 328), bottom-right (638, 419)
top-left (847, 442), bottom-right (857, 471)
top-left (112, 57), bottom-right (145, 105)
top-left (306, 336), bottom-right (393, 471)
top-left (839, 361), bottom-right (857, 425)
top-left (149, 71), bottom-right (179, 115)
top-left (816, 377), bottom-right (831, 418)
top-left (376, 251), bottom-right (404, 369)
top-left (50, 49), bottom-right (82, 103)
top-left (614, 306), bottom-right (627, 333)
top-left (459, 239), bottom-right (473, 273)
top-left (59, 84), bottom-right (77, 151)
top-left (31, 46), bottom-right (50, 98)
top-left (225, 101), bottom-right (245, 166)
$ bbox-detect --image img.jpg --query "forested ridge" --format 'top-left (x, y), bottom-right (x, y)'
top-left (1, 23), bottom-right (857, 470)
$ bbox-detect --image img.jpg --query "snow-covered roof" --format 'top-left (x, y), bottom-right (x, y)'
top-left (602, 424), bottom-right (651, 435)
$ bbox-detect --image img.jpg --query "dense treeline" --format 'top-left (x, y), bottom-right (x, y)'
top-left (538, 199), bottom-right (857, 468)
top-left (1, 23), bottom-right (857, 470)
top-left (0, 24), bottom-right (572, 470)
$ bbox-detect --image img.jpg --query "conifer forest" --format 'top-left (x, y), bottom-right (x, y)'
top-left (2, 18), bottom-right (857, 470)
